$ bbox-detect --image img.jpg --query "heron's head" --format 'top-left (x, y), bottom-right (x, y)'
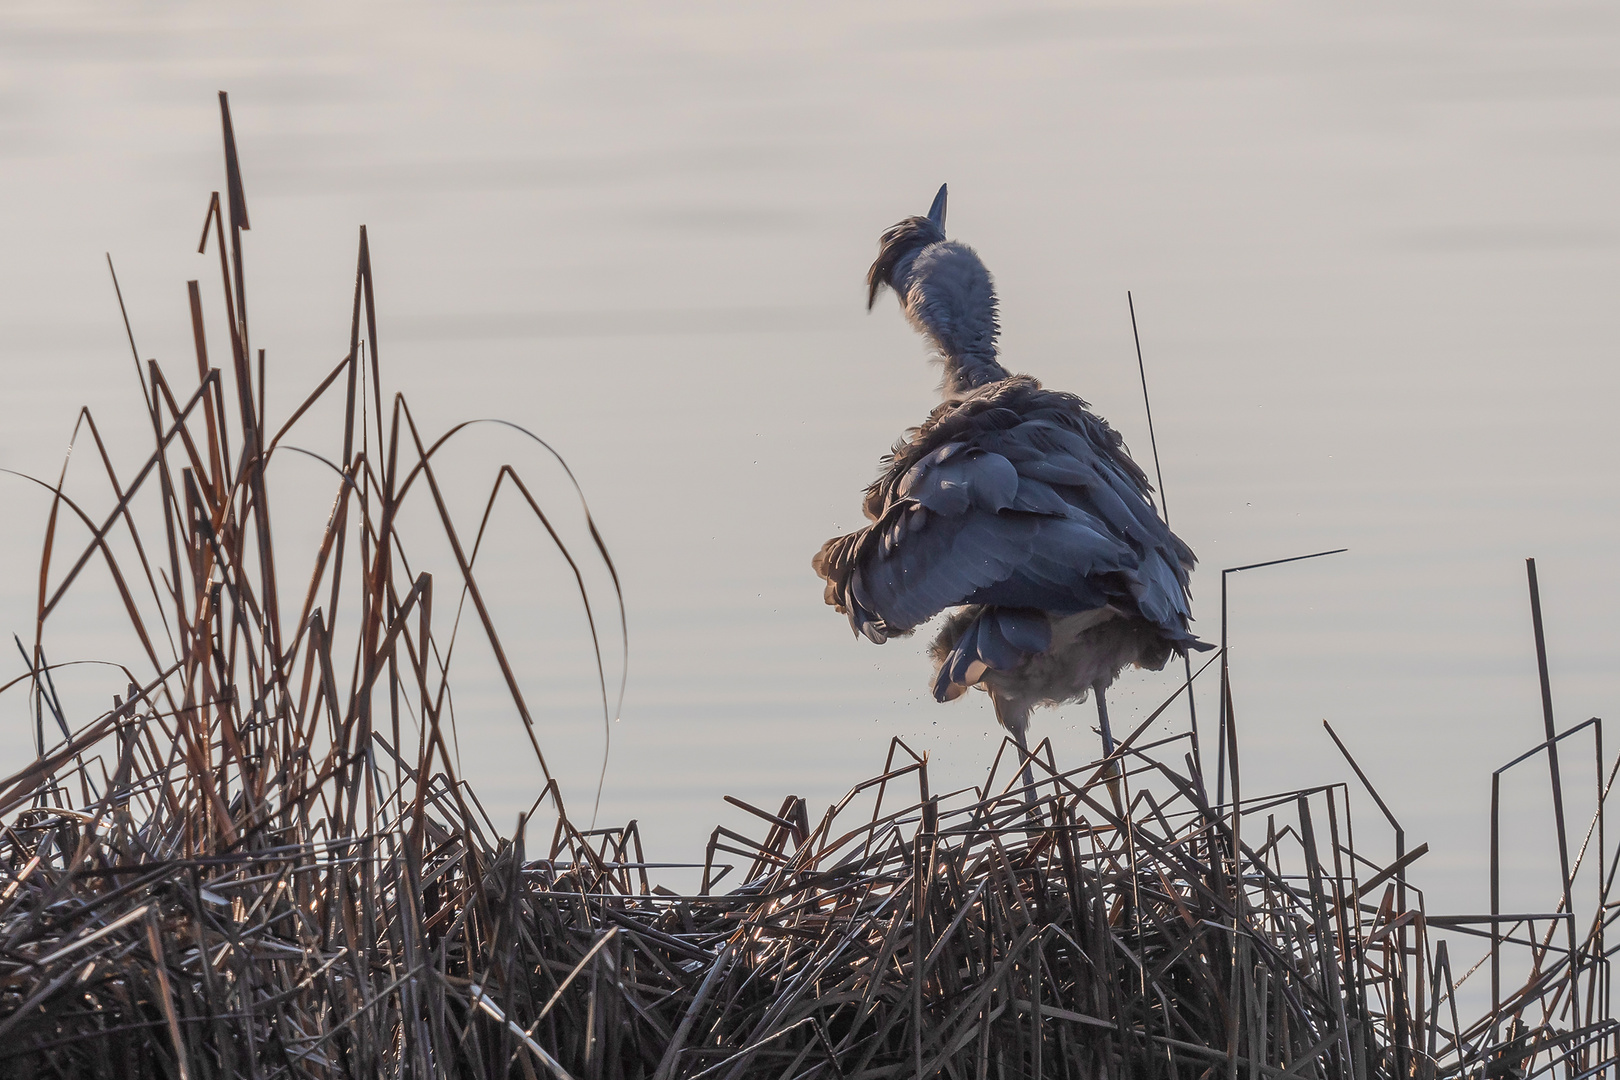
top-left (866, 183), bottom-right (948, 310)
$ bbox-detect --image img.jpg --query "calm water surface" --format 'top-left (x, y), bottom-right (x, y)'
top-left (2, 3), bottom-right (1618, 940)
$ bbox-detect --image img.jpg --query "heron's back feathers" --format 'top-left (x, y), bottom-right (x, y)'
top-left (811, 378), bottom-right (1204, 661)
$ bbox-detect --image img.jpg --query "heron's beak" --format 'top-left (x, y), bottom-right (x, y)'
top-left (926, 183), bottom-right (947, 230)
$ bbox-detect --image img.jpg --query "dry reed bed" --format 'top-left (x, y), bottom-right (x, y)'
top-left (0, 97), bottom-right (1613, 1079)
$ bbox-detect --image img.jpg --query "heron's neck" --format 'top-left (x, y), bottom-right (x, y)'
top-left (895, 240), bottom-right (1006, 398)
top-left (941, 350), bottom-right (1009, 396)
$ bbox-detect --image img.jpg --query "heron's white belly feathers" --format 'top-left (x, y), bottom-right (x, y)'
top-left (980, 608), bottom-right (1170, 721)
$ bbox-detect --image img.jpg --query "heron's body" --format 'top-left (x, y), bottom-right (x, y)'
top-left (812, 186), bottom-right (1207, 778)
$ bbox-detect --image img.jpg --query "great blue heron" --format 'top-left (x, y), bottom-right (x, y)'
top-left (812, 184), bottom-right (1209, 797)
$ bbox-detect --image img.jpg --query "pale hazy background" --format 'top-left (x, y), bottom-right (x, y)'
top-left (2, 0), bottom-right (1617, 947)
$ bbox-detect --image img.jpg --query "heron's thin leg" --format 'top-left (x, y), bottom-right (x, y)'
top-left (993, 694), bottom-right (1040, 812)
top-left (1012, 723), bottom-right (1037, 807)
top-left (1095, 683), bottom-right (1115, 756)
top-left (1096, 682), bottom-right (1124, 814)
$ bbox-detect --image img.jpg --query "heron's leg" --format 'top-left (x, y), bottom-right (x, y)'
top-left (1096, 682), bottom-right (1125, 814)
top-left (1095, 683), bottom-right (1115, 757)
top-left (1012, 723), bottom-right (1038, 806)
top-left (992, 694), bottom-right (1040, 812)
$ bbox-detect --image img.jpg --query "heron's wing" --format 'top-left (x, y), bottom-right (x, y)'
top-left (813, 438), bottom-right (1140, 641)
top-left (814, 404), bottom-right (1202, 647)
top-left (977, 415), bottom-right (1199, 635)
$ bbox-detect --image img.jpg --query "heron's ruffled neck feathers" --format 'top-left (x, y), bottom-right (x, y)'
top-left (894, 239), bottom-right (1007, 396)
top-left (869, 201), bottom-right (1009, 398)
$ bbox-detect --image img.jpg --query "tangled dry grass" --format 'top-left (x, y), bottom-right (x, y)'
top-left (0, 96), bottom-right (1613, 1080)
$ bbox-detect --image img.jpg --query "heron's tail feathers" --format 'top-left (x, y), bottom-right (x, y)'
top-left (812, 530), bottom-right (901, 643)
top-left (928, 606), bottom-right (1051, 703)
